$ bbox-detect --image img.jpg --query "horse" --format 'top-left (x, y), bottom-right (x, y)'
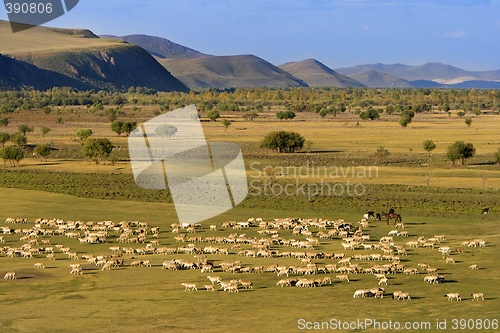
top-left (381, 212), bottom-right (402, 225)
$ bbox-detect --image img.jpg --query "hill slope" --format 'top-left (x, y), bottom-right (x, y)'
top-left (349, 70), bottom-right (413, 88)
top-left (101, 34), bottom-right (207, 59)
top-left (159, 55), bottom-right (308, 89)
top-left (0, 20), bottom-right (188, 92)
top-left (279, 59), bottom-right (365, 87)
top-left (0, 53), bottom-right (94, 90)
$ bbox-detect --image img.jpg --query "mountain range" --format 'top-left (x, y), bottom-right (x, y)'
top-left (1, 20), bottom-right (499, 92)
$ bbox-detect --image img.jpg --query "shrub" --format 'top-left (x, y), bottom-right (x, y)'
top-left (422, 140), bottom-right (436, 156)
top-left (260, 131), bottom-right (305, 153)
top-left (207, 110), bottom-right (220, 122)
top-left (446, 141), bottom-right (475, 166)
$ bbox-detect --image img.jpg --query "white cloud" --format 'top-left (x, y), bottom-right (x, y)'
top-left (443, 31), bottom-right (467, 39)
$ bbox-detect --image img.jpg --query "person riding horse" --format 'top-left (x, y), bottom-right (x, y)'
top-left (389, 207), bottom-right (395, 217)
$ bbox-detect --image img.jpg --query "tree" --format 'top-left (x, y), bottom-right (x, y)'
top-left (0, 132), bottom-right (9, 147)
top-left (121, 122), bottom-right (137, 136)
top-left (40, 126), bottom-right (51, 138)
top-left (18, 124), bottom-right (34, 136)
top-left (82, 138), bottom-right (113, 164)
top-left (260, 131), bottom-right (305, 153)
top-left (222, 119), bottom-right (232, 132)
top-left (155, 124), bottom-right (178, 139)
top-left (465, 117), bottom-right (473, 127)
top-left (0, 145), bottom-right (24, 166)
top-left (276, 110), bottom-right (296, 120)
top-left (0, 118), bottom-right (8, 126)
top-left (446, 141), bottom-right (476, 166)
top-left (43, 106), bottom-right (52, 115)
top-left (359, 107), bottom-right (380, 120)
top-left (111, 121), bottom-right (125, 136)
top-left (399, 110), bottom-right (414, 128)
top-left (457, 111), bottom-right (466, 117)
top-left (10, 132), bottom-right (27, 146)
top-left (34, 145), bottom-right (52, 161)
top-left (76, 129), bottom-right (93, 141)
top-left (243, 111), bottom-right (258, 121)
top-left (207, 110), bottom-right (220, 122)
top-left (422, 140), bottom-right (436, 157)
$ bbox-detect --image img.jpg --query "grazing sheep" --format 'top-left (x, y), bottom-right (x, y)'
top-left (336, 274), bottom-right (350, 282)
top-left (238, 280), bottom-right (253, 289)
top-left (353, 289), bottom-right (368, 298)
top-left (469, 264), bottom-right (479, 270)
top-left (181, 283), bottom-right (197, 291)
top-left (204, 285), bottom-right (215, 292)
top-left (34, 262), bottom-right (45, 269)
top-left (471, 293), bottom-right (484, 301)
top-left (392, 291), bottom-right (403, 299)
top-left (398, 292), bottom-right (411, 300)
top-left (445, 293), bottom-right (461, 301)
top-left (4, 272), bottom-right (16, 280)
top-left (276, 279), bottom-right (291, 287)
top-left (378, 277), bottom-right (388, 286)
top-left (207, 276), bottom-right (222, 285)
top-left (445, 257), bottom-right (455, 263)
top-left (321, 277), bottom-right (332, 285)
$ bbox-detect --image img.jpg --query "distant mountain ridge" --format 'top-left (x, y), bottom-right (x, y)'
top-left (159, 55), bottom-right (308, 89)
top-left (278, 59), bottom-right (365, 87)
top-left (1, 19), bottom-right (499, 91)
top-left (336, 62), bottom-right (500, 84)
top-left (349, 70), bottom-right (413, 88)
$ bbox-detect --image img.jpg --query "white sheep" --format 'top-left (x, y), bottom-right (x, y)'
top-left (204, 284), bottom-right (215, 292)
top-left (469, 264), bottom-right (479, 270)
top-left (181, 283), bottom-right (197, 291)
top-left (4, 271), bottom-right (16, 280)
top-left (276, 279), bottom-right (291, 287)
top-left (445, 293), bottom-right (461, 301)
top-left (471, 293), bottom-right (484, 301)
top-left (34, 262), bottom-right (45, 269)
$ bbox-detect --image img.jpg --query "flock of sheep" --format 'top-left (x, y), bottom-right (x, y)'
top-left (0, 215), bottom-right (488, 301)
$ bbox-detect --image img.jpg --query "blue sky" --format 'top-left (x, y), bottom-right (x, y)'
top-left (2, 0), bottom-right (499, 70)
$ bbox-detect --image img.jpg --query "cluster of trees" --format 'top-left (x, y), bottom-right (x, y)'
top-left (111, 121), bottom-right (137, 136)
top-left (1, 87), bottom-right (499, 116)
top-left (260, 131), bottom-right (305, 153)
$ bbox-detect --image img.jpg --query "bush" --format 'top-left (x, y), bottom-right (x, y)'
top-left (276, 110), bottom-right (296, 120)
top-left (82, 138), bottom-right (114, 164)
top-left (34, 145), bottom-right (52, 161)
top-left (422, 140), bottom-right (436, 156)
top-left (0, 145), bottom-right (24, 166)
top-left (0, 132), bottom-right (10, 147)
top-left (359, 107), bottom-right (380, 120)
top-left (207, 110), bottom-right (220, 122)
top-left (10, 132), bottom-right (27, 146)
top-left (76, 129), bottom-right (93, 141)
top-left (260, 131), bottom-right (305, 153)
top-left (446, 141), bottom-right (475, 166)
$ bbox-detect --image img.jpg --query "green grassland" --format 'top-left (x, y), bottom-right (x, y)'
top-left (0, 188), bottom-right (498, 333)
top-left (0, 104), bottom-right (499, 333)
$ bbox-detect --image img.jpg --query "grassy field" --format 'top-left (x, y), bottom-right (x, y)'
top-left (0, 188), bottom-right (498, 333)
top-left (0, 107), bottom-right (499, 332)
